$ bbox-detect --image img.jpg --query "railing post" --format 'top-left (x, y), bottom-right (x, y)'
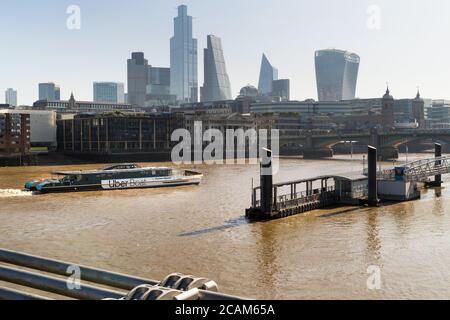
top-left (368, 146), bottom-right (379, 207)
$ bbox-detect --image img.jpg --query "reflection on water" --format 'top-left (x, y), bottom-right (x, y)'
top-left (1, 155), bottom-right (450, 299)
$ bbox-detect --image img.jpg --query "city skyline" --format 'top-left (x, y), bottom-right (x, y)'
top-left (2, 0), bottom-right (450, 105)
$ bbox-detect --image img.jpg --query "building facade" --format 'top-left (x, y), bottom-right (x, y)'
top-left (94, 82), bottom-right (125, 103)
top-left (33, 93), bottom-right (134, 113)
top-left (57, 112), bottom-right (185, 154)
top-left (127, 52), bottom-right (149, 108)
top-left (0, 110), bottom-right (30, 156)
top-left (315, 49), bottom-right (360, 101)
top-left (146, 67), bottom-right (176, 107)
top-left (272, 79), bottom-right (290, 101)
top-left (258, 54), bottom-right (278, 95)
top-left (201, 35), bottom-right (232, 102)
top-left (39, 83), bottom-right (60, 101)
top-left (428, 100), bottom-right (450, 129)
top-left (170, 5), bottom-right (198, 103)
top-left (5, 88), bottom-right (17, 107)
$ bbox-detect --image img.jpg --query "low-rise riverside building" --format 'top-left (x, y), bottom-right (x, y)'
top-left (34, 93), bottom-right (135, 113)
top-left (56, 111), bottom-right (185, 156)
top-left (0, 109), bottom-right (31, 157)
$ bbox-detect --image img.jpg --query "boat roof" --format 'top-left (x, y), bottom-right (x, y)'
top-left (52, 166), bottom-right (172, 176)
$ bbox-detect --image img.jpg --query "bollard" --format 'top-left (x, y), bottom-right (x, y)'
top-left (260, 148), bottom-right (273, 217)
top-left (368, 146), bottom-right (379, 207)
top-left (435, 143), bottom-right (442, 187)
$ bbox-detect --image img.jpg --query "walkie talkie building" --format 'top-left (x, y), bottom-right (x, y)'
top-left (315, 49), bottom-right (360, 101)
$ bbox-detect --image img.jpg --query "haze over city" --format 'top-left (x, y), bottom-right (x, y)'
top-left (2, 0), bottom-right (450, 105)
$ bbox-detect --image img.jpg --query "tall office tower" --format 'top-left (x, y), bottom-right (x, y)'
top-left (127, 52), bottom-right (149, 108)
top-left (39, 83), bottom-right (60, 100)
top-left (5, 88), bottom-right (17, 107)
top-left (315, 49), bottom-right (360, 101)
top-left (272, 79), bottom-right (290, 101)
top-left (94, 82), bottom-right (125, 103)
top-left (258, 54), bottom-right (278, 95)
top-left (54, 86), bottom-right (60, 100)
top-left (170, 5), bottom-right (198, 103)
top-left (201, 35), bottom-right (232, 102)
top-left (146, 67), bottom-right (176, 106)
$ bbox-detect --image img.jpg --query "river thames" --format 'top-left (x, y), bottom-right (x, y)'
top-left (1, 155), bottom-right (450, 299)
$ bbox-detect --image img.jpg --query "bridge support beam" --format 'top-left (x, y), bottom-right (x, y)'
top-left (368, 146), bottom-right (379, 207)
top-left (303, 148), bottom-right (333, 159)
top-left (380, 146), bottom-right (399, 161)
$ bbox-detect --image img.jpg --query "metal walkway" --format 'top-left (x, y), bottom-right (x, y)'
top-left (376, 155), bottom-right (450, 182)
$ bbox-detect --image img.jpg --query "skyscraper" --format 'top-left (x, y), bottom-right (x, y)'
top-left (315, 49), bottom-right (360, 101)
top-left (39, 83), bottom-right (60, 101)
top-left (94, 82), bottom-right (125, 103)
top-left (272, 79), bottom-right (290, 101)
top-left (201, 35), bottom-right (232, 102)
top-left (146, 67), bottom-right (176, 106)
top-left (170, 5), bottom-right (198, 103)
top-left (258, 54), bottom-right (278, 95)
top-left (127, 52), bottom-right (148, 108)
top-left (5, 88), bottom-right (17, 107)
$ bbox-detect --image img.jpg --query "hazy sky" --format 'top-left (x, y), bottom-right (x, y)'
top-left (1, 0), bottom-right (450, 105)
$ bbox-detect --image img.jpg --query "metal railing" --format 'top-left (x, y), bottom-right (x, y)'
top-left (254, 187), bottom-right (337, 211)
top-left (0, 248), bottom-right (247, 301)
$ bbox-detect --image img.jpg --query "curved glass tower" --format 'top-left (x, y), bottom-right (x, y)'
top-left (315, 49), bottom-right (360, 101)
top-left (201, 35), bottom-right (232, 102)
top-left (170, 5), bottom-right (198, 103)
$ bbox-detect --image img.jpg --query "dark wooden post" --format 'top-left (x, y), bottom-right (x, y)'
top-left (368, 146), bottom-right (379, 207)
top-left (435, 143), bottom-right (442, 187)
top-left (260, 148), bottom-right (273, 217)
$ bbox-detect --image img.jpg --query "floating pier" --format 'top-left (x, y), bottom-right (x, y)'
top-left (0, 248), bottom-right (246, 301)
top-left (246, 144), bottom-right (448, 221)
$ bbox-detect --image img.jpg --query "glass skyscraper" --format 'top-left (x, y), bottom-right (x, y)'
top-left (5, 88), bottom-right (17, 107)
top-left (93, 82), bottom-right (125, 103)
top-left (39, 83), bottom-right (60, 101)
top-left (170, 5), bottom-right (198, 103)
top-left (201, 35), bottom-right (232, 102)
top-left (315, 49), bottom-right (360, 101)
top-left (127, 52), bottom-right (149, 108)
top-left (258, 54), bottom-right (278, 95)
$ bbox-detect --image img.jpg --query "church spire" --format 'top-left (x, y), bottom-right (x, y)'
top-left (415, 87), bottom-right (421, 100)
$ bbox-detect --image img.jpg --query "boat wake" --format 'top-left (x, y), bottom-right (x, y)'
top-left (0, 189), bottom-right (33, 198)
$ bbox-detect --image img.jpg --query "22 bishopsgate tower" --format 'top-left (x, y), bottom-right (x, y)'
top-left (170, 5), bottom-right (198, 103)
top-left (315, 49), bottom-right (360, 101)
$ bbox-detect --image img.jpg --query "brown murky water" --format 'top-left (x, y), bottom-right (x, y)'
top-left (1, 156), bottom-right (450, 299)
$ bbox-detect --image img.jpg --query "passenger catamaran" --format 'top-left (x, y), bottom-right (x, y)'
top-left (24, 164), bottom-right (203, 193)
